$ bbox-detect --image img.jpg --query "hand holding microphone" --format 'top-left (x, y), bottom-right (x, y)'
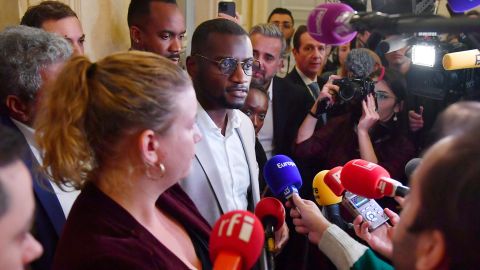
top-left (287, 194), bottom-right (332, 245)
top-left (210, 211), bottom-right (264, 270)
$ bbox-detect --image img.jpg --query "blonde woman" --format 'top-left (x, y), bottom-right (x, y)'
top-left (36, 51), bottom-right (210, 270)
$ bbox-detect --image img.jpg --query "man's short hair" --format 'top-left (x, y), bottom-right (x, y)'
top-left (267, 7), bottom-right (294, 26)
top-left (292, 25), bottom-right (308, 51)
top-left (0, 26), bottom-right (72, 106)
top-left (127, 0), bottom-right (177, 28)
top-left (191, 18), bottom-right (247, 56)
top-left (20, 1), bottom-right (77, 28)
top-left (0, 126), bottom-right (26, 218)
top-left (410, 132), bottom-right (480, 269)
top-left (249, 23), bottom-right (287, 58)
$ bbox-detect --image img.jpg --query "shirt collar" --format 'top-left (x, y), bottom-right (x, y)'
top-left (10, 118), bottom-right (38, 150)
top-left (196, 103), bottom-right (241, 133)
top-left (296, 66), bottom-right (318, 86)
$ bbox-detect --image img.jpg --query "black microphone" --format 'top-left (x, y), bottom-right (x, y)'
top-left (405, 158), bottom-right (422, 179)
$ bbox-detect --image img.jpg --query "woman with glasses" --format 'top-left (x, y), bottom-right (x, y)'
top-left (36, 51), bottom-right (211, 270)
top-left (294, 68), bottom-right (415, 183)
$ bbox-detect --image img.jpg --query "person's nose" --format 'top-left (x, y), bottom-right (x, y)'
top-left (22, 233), bottom-right (43, 265)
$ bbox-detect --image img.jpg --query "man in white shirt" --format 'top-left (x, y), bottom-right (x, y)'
top-left (0, 26), bottom-right (77, 270)
top-left (181, 21), bottom-right (288, 260)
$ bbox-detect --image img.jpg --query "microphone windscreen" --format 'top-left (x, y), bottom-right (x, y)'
top-left (210, 210), bottom-right (265, 270)
top-left (442, 49), bottom-right (480, 70)
top-left (323, 166), bottom-right (345, 196)
top-left (405, 158), bottom-right (422, 179)
top-left (307, 3), bottom-right (357, 45)
top-left (254, 197), bottom-right (285, 231)
top-left (447, 0), bottom-right (480, 13)
top-left (341, 159), bottom-right (390, 199)
top-left (345, 48), bottom-right (375, 78)
top-left (313, 170), bottom-right (342, 206)
top-left (263, 155), bottom-right (302, 198)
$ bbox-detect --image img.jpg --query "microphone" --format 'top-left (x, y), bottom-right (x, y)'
top-left (210, 210), bottom-right (265, 270)
top-left (307, 3), bottom-right (480, 45)
top-left (340, 159), bottom-right (410, 199)
top-left (263, 155), bottom-right (303, 200)
top-left (442, 49), bottom-right (480, 70)
top-left (447, 0), bottom-right (480, 13)
top-left (312, 170), bottom-right (342, 206)
top-left (254, 197), bottom-right (286, 270)
top-left (405, 158), bottom-right (422, 179)
top-left (323, 166), bottom-right (345, 196)
top-left (377, 34), bottom-right (412, 54)
top-left (313, 170), bottom-right (348, 230)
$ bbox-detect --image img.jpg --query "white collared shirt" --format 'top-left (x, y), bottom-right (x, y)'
top-left (11, 118), bottom-right (80, 218)
top-left (257, 81), bottom-right (274, 159)
top-left (296, 66), bottom-right (319, 100)
top-left (196, 104), bottom-right (250, 212)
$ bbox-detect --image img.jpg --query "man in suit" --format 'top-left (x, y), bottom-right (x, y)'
top-left (249, 23), bottom-right (311, 159)
top-left (0, 126), bottom-right (43, 270)
top-left (286, 25), bottom-right (329, 107)
top-left (181, 20), bottom-right (288, 258)
top-left (21, 0), bottom-right (85, 56)
top-left (0, 26), bottom-right (75, 270)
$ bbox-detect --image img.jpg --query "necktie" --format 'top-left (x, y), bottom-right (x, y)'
top-left (308, 82), bottom-right (320, 99)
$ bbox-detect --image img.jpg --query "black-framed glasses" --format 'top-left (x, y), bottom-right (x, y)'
top-left (195, 54), bottom-right (260, 76)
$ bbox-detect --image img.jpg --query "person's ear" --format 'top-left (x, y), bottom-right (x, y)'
top-left (394, 100), bottom-right (404, 113)
top-left (415, 230), bottom-right (446, 270)
top-left (130, 26), bottom-right (143, 47)
top-left (5, 95), bottom-right (31, 123)
top-left (186, 55), bottom-right (198, 78)
top-left (138, 129), bottom-right (161, 165)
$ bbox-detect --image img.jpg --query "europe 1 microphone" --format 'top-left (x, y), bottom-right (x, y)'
top-left (263, 155), bottom-right (303, 200)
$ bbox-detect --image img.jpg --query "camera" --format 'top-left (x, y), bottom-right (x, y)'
top-left (333, 78), bottom-right (376, 102)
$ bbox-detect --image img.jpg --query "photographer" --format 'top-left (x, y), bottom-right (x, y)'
top-left (293, 67), bottom-right (415, 182)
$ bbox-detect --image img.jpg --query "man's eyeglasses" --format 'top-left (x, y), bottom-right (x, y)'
top-left (195, 54), bottom-right (260, 76)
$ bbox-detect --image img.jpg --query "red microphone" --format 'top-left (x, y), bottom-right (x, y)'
top-left (323, 166), bottom-right (345, 196)
top-left (255, 197), bottom-right (285, 270)
top-left (255, 197), bottom-right (285, 250)
top-left (341, 159), bottom-right (410, 199)
top-left (210, 210), bottom-right (265, 270)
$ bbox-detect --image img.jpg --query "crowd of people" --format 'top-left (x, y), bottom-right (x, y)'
top-left (0, 1), bottom-right (478, 270)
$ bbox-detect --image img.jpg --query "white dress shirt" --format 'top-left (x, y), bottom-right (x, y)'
top-left (11, 118), bottom-right (80, 218)
top-left (257, 81), bottom-right (274, 159)
top-left (196, 104), bottom-right (250, 212)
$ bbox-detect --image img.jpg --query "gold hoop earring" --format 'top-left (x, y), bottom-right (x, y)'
top-left (158, 163), bottom-right (166, 178)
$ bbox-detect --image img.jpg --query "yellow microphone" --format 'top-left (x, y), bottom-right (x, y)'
top-left (312, 170), bottom-right (342, 206)
top-left (312, 170), bottom-right (348, 230)
top-left (443, 49), bottom-right (480, 71)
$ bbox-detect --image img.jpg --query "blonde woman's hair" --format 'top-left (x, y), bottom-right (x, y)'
top-left (36, 51), bottom-right (191, 189)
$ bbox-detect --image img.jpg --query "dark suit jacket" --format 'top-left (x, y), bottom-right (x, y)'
top-left (285, 67), bottom-right (328, 105)
top-left (0, 115), bottom-right (65, 270)
top-left (270, 76), bottom-right (312, 157)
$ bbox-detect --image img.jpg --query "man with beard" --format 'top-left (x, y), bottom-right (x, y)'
top-left (127, 0), bottom-right (185, 64)
top-left (250, 23), bottom-right (311, 159)
top-left (181, 21), bottom-right (289, 264)
top-left (289, 131), bottom-right (480, 270)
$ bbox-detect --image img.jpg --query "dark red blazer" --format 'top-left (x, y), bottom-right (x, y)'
top-left (53, 183), bottom-right (212, 270)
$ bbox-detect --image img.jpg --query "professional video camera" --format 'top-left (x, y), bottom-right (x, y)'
top-left (407, 35), bottom-right (476, 102)
top-left (333, 78), bottom-right (376, 103)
